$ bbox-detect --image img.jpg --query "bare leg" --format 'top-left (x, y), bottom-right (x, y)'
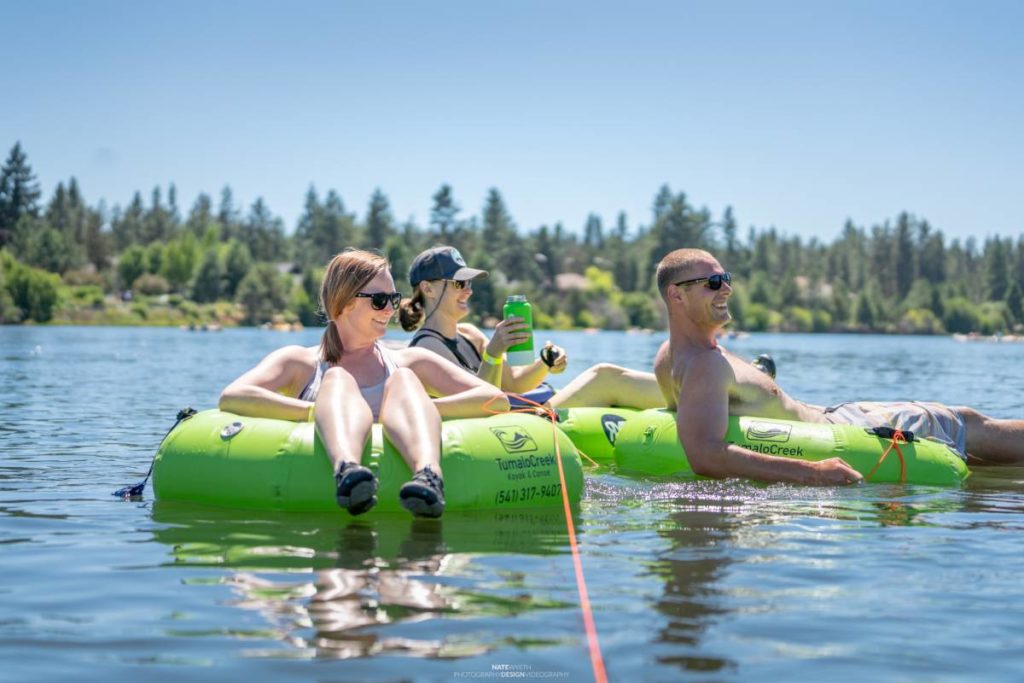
top-left (957, 406), bottom-right (1024, 465)
top-left (315, 367), bottom-right (373, 473)
top-left (379, 367), bottom-right (443, 477)
top-left (550, 363), bottom-right (665, 410)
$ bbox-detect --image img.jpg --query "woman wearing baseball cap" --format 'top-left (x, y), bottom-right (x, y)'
top-left (399, 246), bottom-right (666, 410)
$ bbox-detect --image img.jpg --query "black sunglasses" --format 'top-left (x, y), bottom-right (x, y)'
top-left (355, 291), bottom-right (402, 310)
top-left (445, 279), bottom-right (472, 290)
top-left (674, 272), bottom-right (732, 291)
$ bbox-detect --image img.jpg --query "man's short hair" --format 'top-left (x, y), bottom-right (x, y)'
top-left (655, 248), bottom-right (715, 302)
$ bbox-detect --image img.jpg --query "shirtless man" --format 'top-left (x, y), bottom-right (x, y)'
top-left (652, 248), bottom-right (1024, 486)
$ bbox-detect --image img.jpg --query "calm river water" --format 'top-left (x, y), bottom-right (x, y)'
top-left (2, 327), bottom-right (1023, 682)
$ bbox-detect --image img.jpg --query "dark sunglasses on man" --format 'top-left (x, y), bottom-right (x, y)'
top-left (674, 272), bottom-right (732, 291)
top-left (355, 291), bottom-right (402, 310)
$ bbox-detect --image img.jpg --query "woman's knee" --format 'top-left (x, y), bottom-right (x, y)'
top-left (387, 366), bottom-right (418, 386)
top-left (322, 366), bottom-right (358, 389)
top-left (590, 363), bottom-right (625, 379)
top-left (384, 367), bottom-right (429, 397)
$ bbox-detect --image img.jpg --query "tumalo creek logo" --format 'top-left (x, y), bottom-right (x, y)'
top-left (744, 422), bottom-right (792, 442)
top-left (490, 426), bottom-right (539, 454)
top-left (601, 414), bottom-right (627, 445)
top-left (741, 421), bottom-right (804, 457)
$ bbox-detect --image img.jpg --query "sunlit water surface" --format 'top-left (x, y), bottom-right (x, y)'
top-left (2, 327), bottom-right (1023, 682)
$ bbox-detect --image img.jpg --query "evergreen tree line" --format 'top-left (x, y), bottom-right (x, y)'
top-left (1, 141), bottom-right (1022, 333)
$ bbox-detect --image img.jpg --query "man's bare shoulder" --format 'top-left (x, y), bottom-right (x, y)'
top-left (682, 346), bottom-right (733, 380)
top-left (653, 340), bottom-right (671, 371)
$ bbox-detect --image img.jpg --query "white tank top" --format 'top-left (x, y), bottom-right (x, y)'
top-left (299, 342), bottom-right (399, 421)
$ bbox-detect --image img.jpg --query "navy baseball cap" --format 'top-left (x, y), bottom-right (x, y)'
top-left (408, 247), bottom-right (488, 287)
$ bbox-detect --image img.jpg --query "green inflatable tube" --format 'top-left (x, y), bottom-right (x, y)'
top-left (555, 406), bottom-right (639, 464)
top-left (613, 409), bottom-right (970, 486)
top-left (153, 410), bottom-right (584, 512)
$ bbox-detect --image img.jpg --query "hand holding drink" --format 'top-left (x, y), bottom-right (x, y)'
top-left (502, 295), bottom-right (534, 366)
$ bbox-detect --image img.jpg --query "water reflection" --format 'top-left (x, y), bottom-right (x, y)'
top-left (150, 503), bottom-right (576, 660)
top-left (648, 491), bottom-right (742, 674)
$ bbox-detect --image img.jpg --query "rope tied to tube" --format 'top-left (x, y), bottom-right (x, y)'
top-left (112, 407), bottom-right (197, 499)
top-left (483, 393), bottom-right (607, 683)
top-left (865, 426), bottom-right (911, 484)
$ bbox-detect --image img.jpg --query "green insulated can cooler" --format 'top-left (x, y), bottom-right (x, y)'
top-left (503, 295), bottom-right (535, 366)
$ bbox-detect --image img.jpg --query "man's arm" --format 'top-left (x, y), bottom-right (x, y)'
top-left (677, 351), bottom-right (862, 486)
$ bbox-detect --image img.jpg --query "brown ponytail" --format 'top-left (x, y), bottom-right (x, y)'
top-left (319, 249), bottom-right (390, 364)
top-left (398, 288), bottom-right (426, 331)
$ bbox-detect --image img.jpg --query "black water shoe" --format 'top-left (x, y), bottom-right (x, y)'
top-left (399, 466), bottom-right (445, 518)
top-left (335, 462), bottom-right (378, 516)
top-left (752, 353), bottom-right (777, 379)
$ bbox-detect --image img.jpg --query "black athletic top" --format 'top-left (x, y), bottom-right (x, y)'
top-left (409, 328), bottom-right (483, 372)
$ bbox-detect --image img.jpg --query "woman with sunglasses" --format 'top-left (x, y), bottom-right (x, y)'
top-left (220, 249), bottom-right (509, 518)
top-left (398, 246), bottom-right (667, 410)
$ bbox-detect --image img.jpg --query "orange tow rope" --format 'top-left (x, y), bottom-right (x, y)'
top-left (866, 429), bottom-right (908, 483)
top-left (484, 394), bottom-right (608, 683)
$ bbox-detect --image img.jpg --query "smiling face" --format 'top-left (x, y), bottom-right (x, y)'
top-left (670, 255), bottom-right (733, 328)
top-left (338, 270), bottom-right (399, 342)
top-left (421, 278), bottom-right (473, 323)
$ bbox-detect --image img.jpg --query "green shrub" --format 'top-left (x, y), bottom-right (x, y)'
top-left (131, 302), bottom-right (149, 320)
top-left (899, 308), bottom-right (943, 334)
top-left (132, 273), bottom-right (170, 296)
top-left (2, 252), bottom-right (61, 322)
top-left (942, 297), bottom-right (981, 334)
top-left (783, 306), bottom-right (814, 332)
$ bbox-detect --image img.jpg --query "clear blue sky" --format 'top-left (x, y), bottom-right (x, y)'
top-left (2, 0), bottom-right (1022, 242)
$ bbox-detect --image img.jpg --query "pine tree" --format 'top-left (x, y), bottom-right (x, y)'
top-left (583, 213), bottom-right (604, 250)
top-left (83, 199), bottom-right (110, 269)
top-left (1006, 280), bottom-right (1023, 326)
top-left (430, 184), bottom-right (460, 240)
top-left (652, 184), bottom-right (673, 221)
top-left (217, 186), bottom-right (240, 241)
top-left (721, 206), bottom-right (740, 270)
top-left (0, 142), bottom-right (42, 248)
top-left (191, 247), bottom-right (224, 302)
top-left (112, 192), bottom-right (146, 249)
top-left (143, 187), bottom-right (172, 243)
top-left (648, 191), bottom-right (708, 272)
top-left (895, 212), bottom-right (915, 299)
top-left (223, 240), bottom-right (252, 298)
top-left (985, 237), bottom-right (1010, 301)
top-left (240, 198), bottom-right (287, 262)
top-left (186, 193), bottom-right (216, 239)
top-left (41, 181), bottom-right (86, 270)
top-left (297, 187), bottom-right (355, 266)
top-left (365, 188), bottom-right (394, 250)
top-left (481, 188), bottom-right (515, 252)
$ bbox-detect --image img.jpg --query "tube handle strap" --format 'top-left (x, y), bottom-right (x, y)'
top-left (112, 407), bottom-right (198, 499)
